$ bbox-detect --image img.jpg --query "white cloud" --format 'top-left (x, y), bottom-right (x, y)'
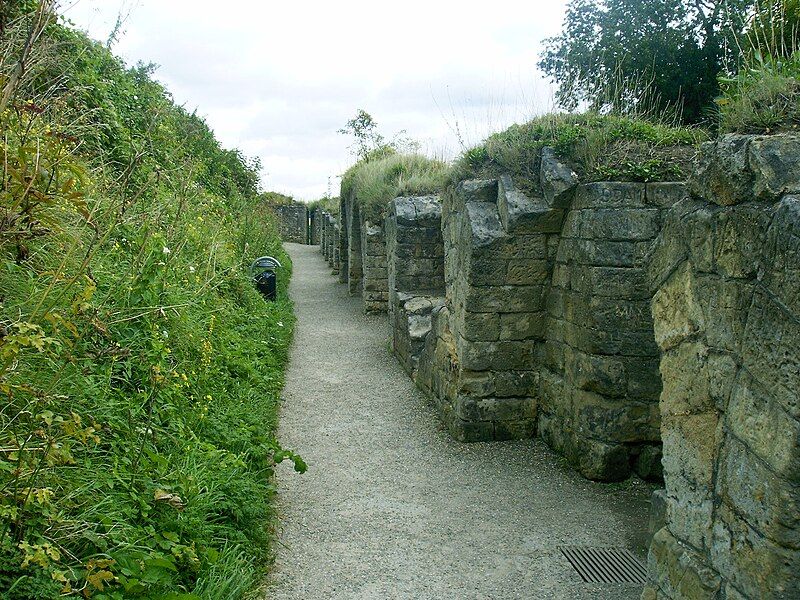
top-left (61, 0), bottom-right (568, 201)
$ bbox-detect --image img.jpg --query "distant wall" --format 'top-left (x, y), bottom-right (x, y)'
top-left (273, 204), bottom-right (309, 244)
top-left (340, 193), bottom-right (390, 313)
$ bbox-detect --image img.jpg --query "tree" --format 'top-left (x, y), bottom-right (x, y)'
top-left (538, 0), bottom-right (753, 124)
top-left (338, 109), bottom-right (387, 160)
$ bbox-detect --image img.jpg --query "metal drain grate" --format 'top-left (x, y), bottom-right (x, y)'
top-left (559, 547), bottom-right (647, 584)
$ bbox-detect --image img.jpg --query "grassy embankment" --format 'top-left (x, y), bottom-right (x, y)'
top-left (340, 151), bottom-right (450, 220)
top-left (1, 5), bottom-right (302, 599)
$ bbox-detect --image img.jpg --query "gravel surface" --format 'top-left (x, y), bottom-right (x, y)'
top-left (266, 243), bottom-right (656, 600)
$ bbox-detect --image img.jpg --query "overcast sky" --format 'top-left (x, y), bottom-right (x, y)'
top-left (61, 0), bottom-right (569, 201)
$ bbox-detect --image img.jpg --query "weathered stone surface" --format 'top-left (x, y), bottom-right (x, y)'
top-left (649, 489), bottom-right (668, 539)
top-left (646, 528), bottom-right (723, 600)
top-left (647, 182), bottom-right (688, 208)
top-left (498, 174), bottom-right (565, 234)
top-left (457, 179), bottom-right (497, 204)
top-left (573, 182), bottom-right (646, 209)
top-left (749, 135), bottom-right (800, 201)
top-left (711, 504), bottom-right (800, 599)
top-left (690, 133), bottom-right (800, 206)
top-left (689, 134), bottom-right (752, 206)
top-left (645, 135), bottom-right (800, 600)
top-left (273, 203), bottom-right (309, 244)
top-left (540, 147), bottom-right (578, 208)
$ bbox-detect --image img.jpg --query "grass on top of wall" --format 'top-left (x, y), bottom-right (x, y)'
top-left (718, 51), bottom-right (800, 134)
top-left (341, 152), bottom-right (450, 222)
top-left (454, 112), bottom-right (706, 194)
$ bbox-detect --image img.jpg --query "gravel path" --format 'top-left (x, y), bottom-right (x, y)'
top-left (267, 243), bottom-right (655, 600)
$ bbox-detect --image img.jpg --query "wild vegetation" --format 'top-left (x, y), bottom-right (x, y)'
top-left (538, 0), bottom-right (752, 124)
top-left (341, 152), bottom-right (450, 221)
top-left (0, 4), bottom-right (302, 599)
top-left (718, 0), bottom-right (800, 132)
top-left (454, 113), bottom-right (705, 193)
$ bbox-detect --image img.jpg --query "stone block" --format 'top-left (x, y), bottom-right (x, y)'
top-left (646, 528), bottom-right (722, 600)
top-left (460, 312), bottom-right (501, 342)
top-left (725, 370), bottom-right (800, 481)
top-left (761, 196), bottom-right (800, 314)
top-left (563, 238), bottom-right (652, 268)
top-left (710, 504), bottom-right (800, 599)
top-left (506, 259), bottom-right (550, 285)
top-left (573, 182), bottom-right (647, 210)
top-left (363, 278), bottom-right (388, 292)
top-left (568, 351), bottom-right (627, 398)
top-left (465, 200), bottom-right (505, 247)
top-left (457, 179), bottom-right (498, 204)
top-left (540, 146), bottom-right (578, 208)
top-left (458, 371), bottom-right (496, 398)
top-left (662, 411), bottom-right (720, 550)
top-left (493, 418), bottom-right (536, 440)
top-left (498, 311), bottom-right (546, 341)
top-left (646, 182), bottom-right (688, 208)
top-left (454, 395), bottom-right (536, 422)
top-left (560, 319), bottom-right (660, 357)
top-left (458, 338), bottom-right (535, 371)
top-left (463, 285), bottom-right (546, 313)
top-left (652, 264), bottom-right (705, 352)
top-left (636, 445), bottom-right (664, 481)
top-left (748, 134), bottom-right (800, 201)
top-left (741, 288), bottom-right (800, 419)
top-left (467, 255), bottom-right (509, 286)
top-left (494, 370), bottom-right (538, 397)
top-left (689, 134), bottom-right (754, 206)
top-left (658, 342), bottom-right (714, 415)
top-left (718, 435), bottom-right (800, 551)
top-left (575, 435), bottom-right (631, 481)
top-left (571, 389), bottom-right (660, 444)
top-left (448, 417), bottom-right (494, 442)
top-left (649, 489), bottom-right (668, 540)
top-left (562, 207), bottom-right (661, 241)
top-left (498, 174), bottom-right (566, 234)
top-left (711, 204), bottom-right (772, 279)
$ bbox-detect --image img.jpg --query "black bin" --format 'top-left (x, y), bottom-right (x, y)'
top-left (251, 256), bottom-right (282, 301)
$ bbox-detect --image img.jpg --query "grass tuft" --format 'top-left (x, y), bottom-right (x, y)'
top-left (718, 52), bottom-right (800, 134)
top-left (341, 153), bottom-right (450, 221)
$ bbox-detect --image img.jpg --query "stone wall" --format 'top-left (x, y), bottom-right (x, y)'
top-left (320, 211), bottom-right (340, 275)
top-left (310, 208), bottom-right (321, 245)
top-left (339, 193), bottom-right (390, 313)
top-left (385, 196), bottom-right (445, 377)
top-left (415, 152), bottom-right (579, 442)
top-left (538, 181), bottom-right (685, 481)
top-left (361, 220), bottom-right (389, 313)
top-left (643, 134), bottom-right (800, 600)
top-left (273, 204), bottom-right (309, 244)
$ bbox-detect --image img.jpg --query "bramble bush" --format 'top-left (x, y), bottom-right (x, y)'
top-left (0, 4), bottom-right (302, 599)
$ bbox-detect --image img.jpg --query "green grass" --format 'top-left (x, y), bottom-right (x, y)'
top-left (454, 113), bottom-right (705, 192)
top-left (717, 50), bottom-right (800, 134)
top-left (341, 153), bottom-right (450, 221)
top-left (0, 6), bottom-right (301, 599)
top-left (308, 196), bottom-right (340, 214)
